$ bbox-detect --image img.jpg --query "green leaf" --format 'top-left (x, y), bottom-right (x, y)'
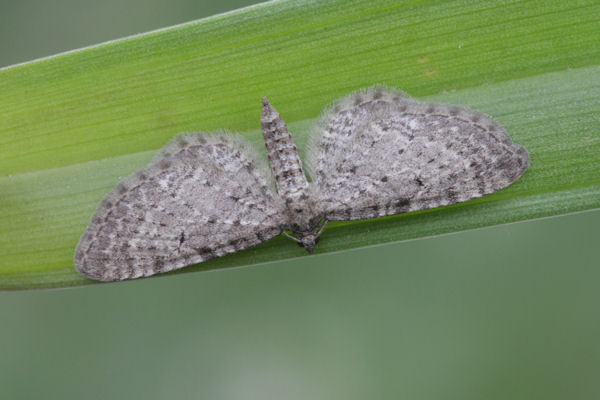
top-left (1, 0), bottom-right (599, 290)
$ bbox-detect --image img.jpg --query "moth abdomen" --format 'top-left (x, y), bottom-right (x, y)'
top-left (261, 97), bottom-right (308, 197)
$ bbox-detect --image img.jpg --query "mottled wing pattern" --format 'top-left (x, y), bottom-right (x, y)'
top-left (307, 87), bottom-right (530, 221)
top-left (75, 134), bottom-right (285, 281)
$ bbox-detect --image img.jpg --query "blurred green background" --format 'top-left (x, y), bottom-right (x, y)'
top-left (1, 0), bottom-right (599, 399)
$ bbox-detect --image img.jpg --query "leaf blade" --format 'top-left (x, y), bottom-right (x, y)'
top-left (1, 0), bottom-right (599, 289)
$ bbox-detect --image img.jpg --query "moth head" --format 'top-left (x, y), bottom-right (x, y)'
top-left (283, 219), bottom-right (327, 254)
top-left (299, 234), bottom-right (319, 254)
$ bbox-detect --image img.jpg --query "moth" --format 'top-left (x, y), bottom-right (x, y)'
top-left (75, 87), bottom-right (529, 281)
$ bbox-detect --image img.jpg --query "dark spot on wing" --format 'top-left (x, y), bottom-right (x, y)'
top-left (446, 189), bottom-right (458, 203)
top-left (196, 247), bottom-right (213, 258)
top-left (159, 160), bottom-right (172, 170)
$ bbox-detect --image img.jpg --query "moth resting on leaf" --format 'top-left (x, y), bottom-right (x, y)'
top-left (75, 87), bottom-right (529, 281)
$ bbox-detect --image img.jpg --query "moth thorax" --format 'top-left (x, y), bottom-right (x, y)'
top-left (284, 188), bottom-right (320, 230)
